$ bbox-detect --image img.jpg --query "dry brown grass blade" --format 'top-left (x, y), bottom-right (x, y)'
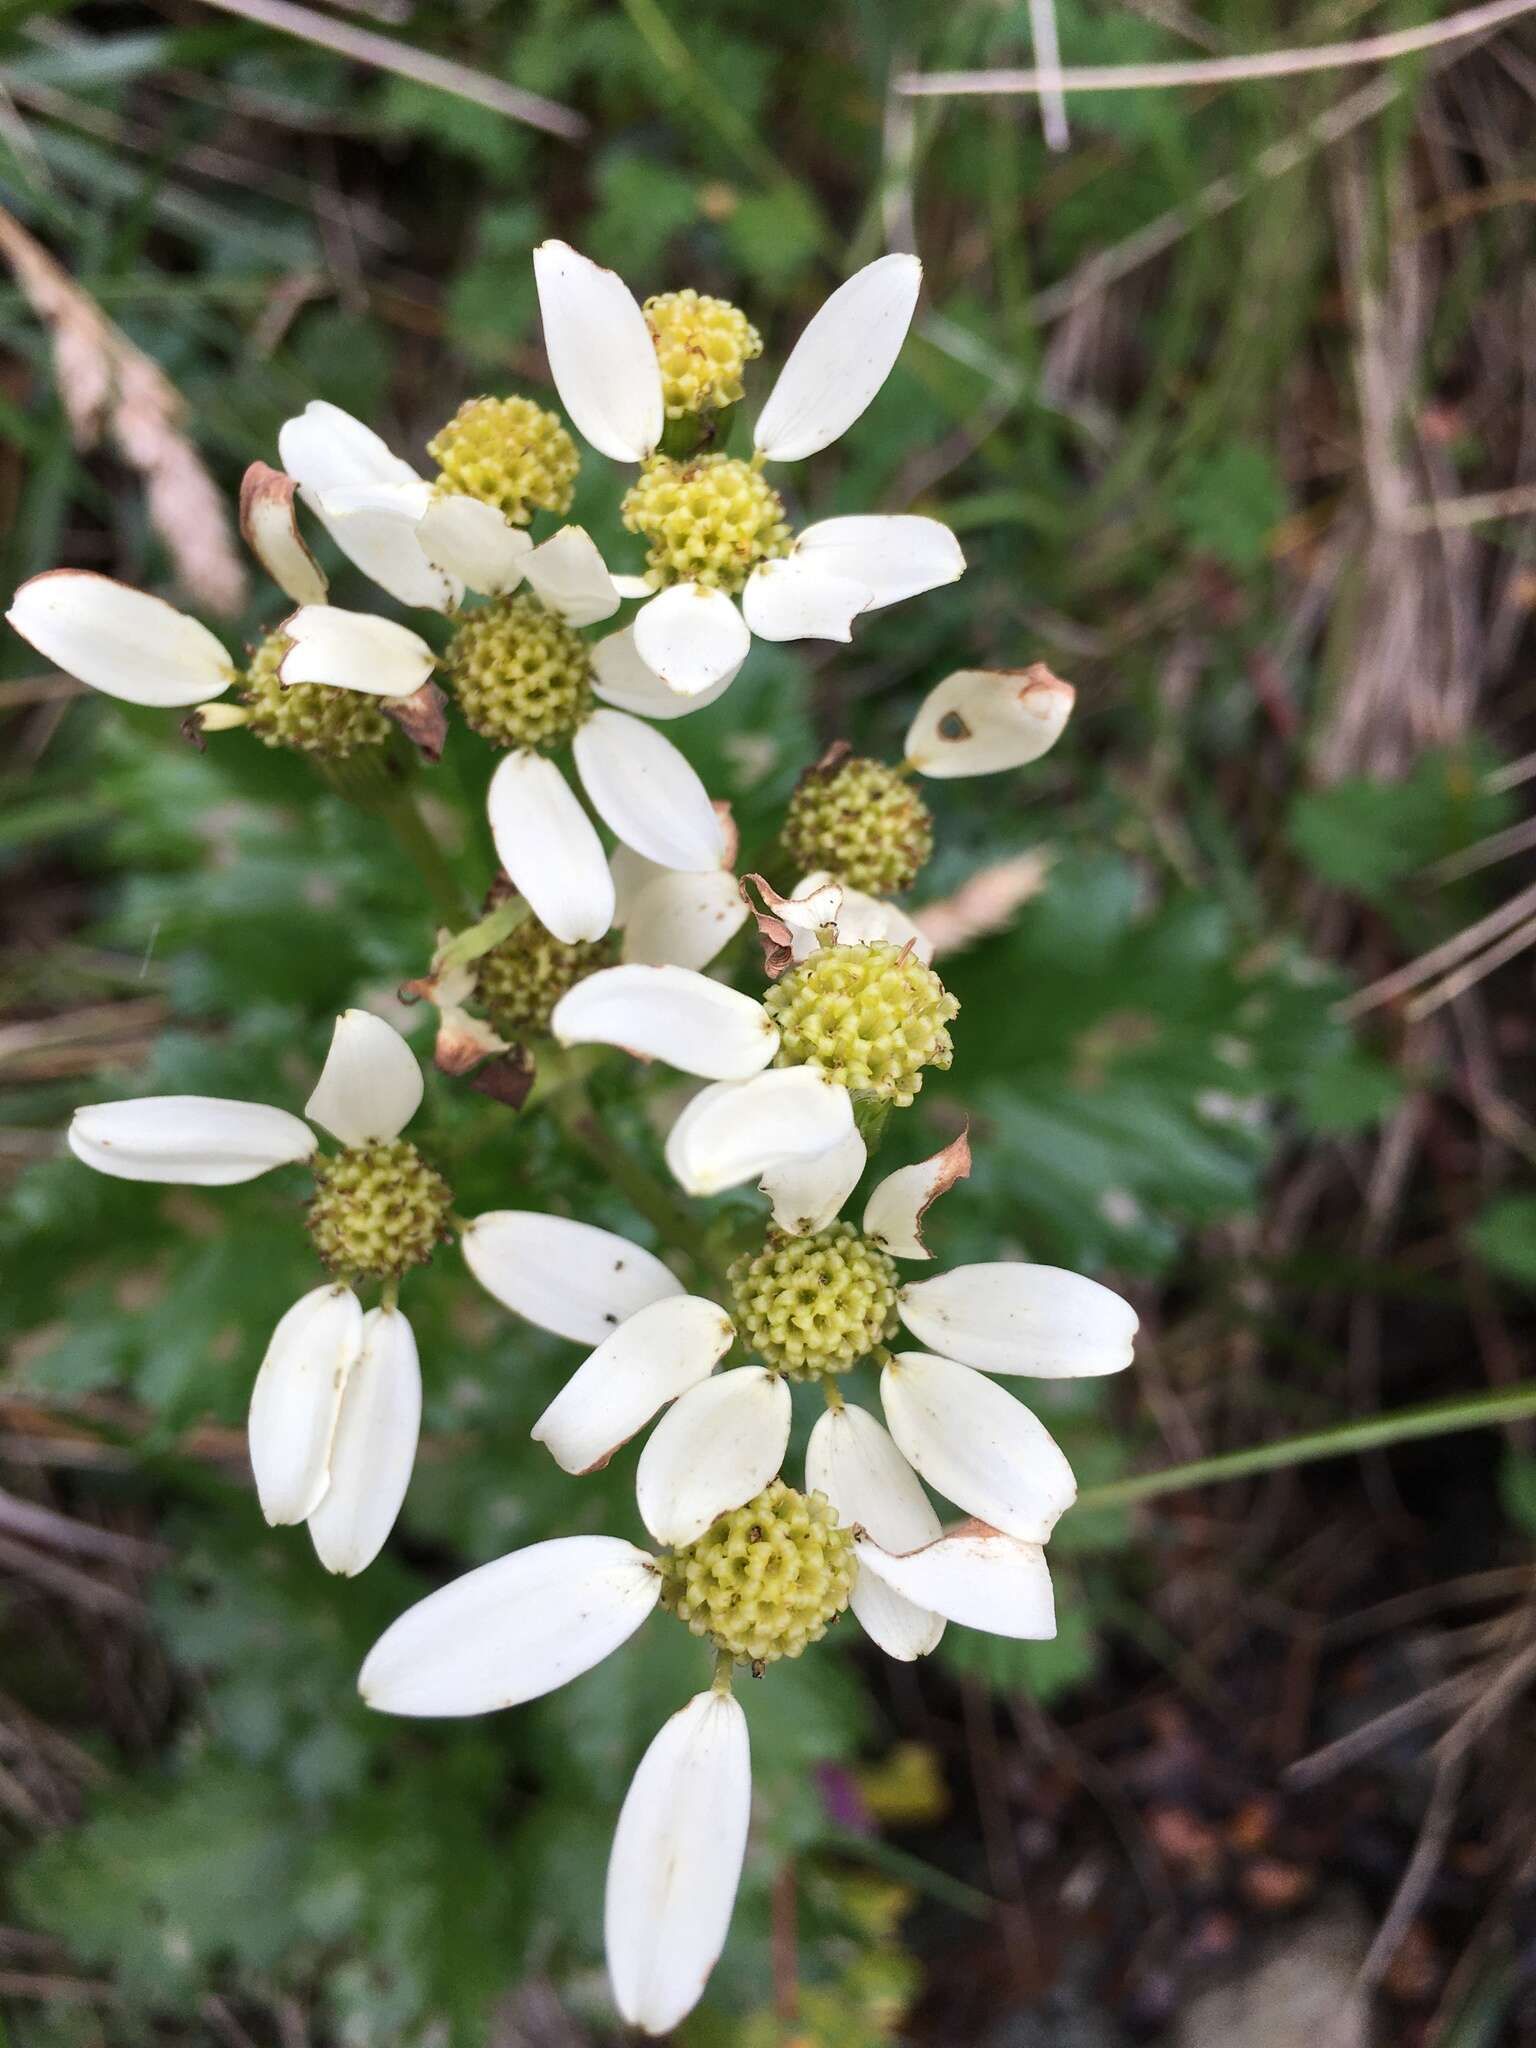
top-left (0, 205), bottom-right (246, 617)
top-left (897, 0), bottom-right (1536, 96)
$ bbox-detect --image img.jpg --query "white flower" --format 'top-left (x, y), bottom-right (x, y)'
top-left (461, 1211), bottom-right (786, 1544)
top-left (275, 399), bottom-right (624, 620)
top-left (358, 1511), bottom-right (1057, 2031)
top-left (533, 241), bottom-right (965, 695)
top-left (800, 1133), bottom-right (1137, 1658)
top-left (66, 1010), bottom-right (439, 1574)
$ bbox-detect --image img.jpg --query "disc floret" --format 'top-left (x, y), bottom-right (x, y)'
top-left (643, 289), bottom-right (762, 420)
top-left (241, 630), bottom-right (391, 758)
top-left (307, 1139), bottom-right (452, 1280)
top-left (659, 1480), bottom-right (855, 1668)
top-left (784, 755), bottom-right (934, 897)
top-left (426, 395), bottom-right (579, 525)
top-left (473, 917), bottom-right (613, 1039)
top-left (729, 1223), bottom-right (898, 1379)
top-left (444, 594), bottom-right (592, 750)
top-left (620, 453), bottom-right (792, 594)
top-left (764, 941), bottom-right (958, 1107)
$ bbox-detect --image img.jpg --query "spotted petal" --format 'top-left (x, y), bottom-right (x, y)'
top-left (532, 1295), bottom-right (734, 1474)
top-left (460, 1211), bottom-right (684, 1345)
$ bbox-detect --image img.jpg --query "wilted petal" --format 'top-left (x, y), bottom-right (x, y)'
top-left (486, 750), bottom-right (615, 944)
top-left (551, 964), bottom-right (777, 1081)
top-left (898, 1263), bottom-right (1137, 1377)
top-left (636, 1365), bottom-right (791, 1546)
top-left (880, 1352), bottom-right (1076, 1542)
top-left (239, 463), bottom-right (328, 606)
top-left (591, 624), bottom-right (741, 719)
top-left (7, 571), bottom-right (233, 708)
top-left (533, 240), bottom-right (663, 462)
top-left (633, 584), bottom-right (750, 697)
top-left (248, 1284), bottom-right (362, 1525)
top-left (461, 1210), bottom-right (683, 1344)
top-left (856, 1524), bottom-right (1056, 1638)
top-left (574, 711), bottom-right (724, 873)
top-left (523, 524), bottom-right (621, 626)
top-left (665, 1071), bottom-right (855, 1196)
top-left (307, 1306), bottom-right (421, 1575)
top-left (417, 493), bottom-right (532, 596)
top-left (359, 1534), bottom-right (661, 1716)
top-left (905, 664), bottom-right (1076, 779)
top-left (741, 557), bottom-right (872, 644)
top-left (623, 868), bottom-right (750, 971)
top-left (793, 515), bottom-right (964, 609)
top-left (305, 1008), bottom-right (423, 1146)
top-left (798, 872), bottom-right (933, 962)
top-left (863, 1127), bottom-right (972, 1260)
top-left (753, 253), bottom-right (922, 461)
top-left (605, 1689), bottom-right (750, 2035)
top-left (532, 1295), bottom-right (734, 1474)
top-left (279, 604), bottom-right (436, 700)
top-left (68, 1095), bottom-right (316, 1185)
top-left (806, 1404), bottom-right (943, 1659)
top-left (759, 1127), bottom-right (866, 1235)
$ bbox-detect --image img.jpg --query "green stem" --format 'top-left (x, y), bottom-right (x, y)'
top-left (1075, 1383), bottom-right (1536, 1513)
top-left (374, 783), bottom-right (470, 926)
top-left (820, 1826), bottom-right (997, 1922)
top-left (541, 1065), bottom-right (731, 1294)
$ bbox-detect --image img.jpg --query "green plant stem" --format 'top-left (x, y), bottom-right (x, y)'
top-left (820, 1826), bottom-right (997, 1922)
top-left (541, 1067), bottom-right (731, 1294)
top-left (1075, 1382), bottom-right (1536, 1513)
top-left (374, 783), bottom-right (470, 926)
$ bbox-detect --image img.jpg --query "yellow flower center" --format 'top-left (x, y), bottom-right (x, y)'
top-left (620, 453), bottom-right (792, 594)
top-left (643, 288), bottom-right (762, 420)
top-left (659, 1480), bottom-right (855, 1669)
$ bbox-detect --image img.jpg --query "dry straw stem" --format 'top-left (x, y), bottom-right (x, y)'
top-left (896, 0), bottom-right (1536, 97)
top-left (913, 851), bottom-right (1054, 959)
top-left (0, 205), bottom-right (245, 616)
top-left (193, 0), bottom-right (587, 141)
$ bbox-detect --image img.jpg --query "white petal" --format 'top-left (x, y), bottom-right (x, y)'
top-left (277, 403), bottom-right (456, 611)
top-left (574, 711), bottom-right (725, 873)
top-left (856, 1524), bottom-right (1056, 1638)
top-left (880, 1352), bottom-right (1076, 1542)
top-left (359, 1534), bottom-right (661, 1717)
top-left (532, 1295), bottom-right (734, 1474)
top-left (239, 463), bottom-right (328, 606)
top-left (609, 841), bottom-right (667, 926)
top-left (279, 604), bottom-right (436, 700)
top-left (623, 869), bottom-right (750, 971)
top-left (523, 524), bottom-right (621, 626)
top-left (486, 751), bottom-right (615, 944)
top-left (898, 1264), bottom-right (1138, 1377)
top-left (606, 1689), bottom-right (750, 2035)
top-left (753, 253), bottom-right (921, 461)
top-left (863, 1128), bottom-right (972, 1260)
top-left (793, 515), bottom-right (964, 609)
top-left (806, 1404), bottom-right (944, 1660)
top-left (741, 558), bottom-right (872, 644)
top-left (68, 1096), bottom-right (316, 1185)
top-left (759, 1127), bottom-right (866, 1235)
top-left (307, 1306), bottom-right (421, 1575)
top-left (611, 572), bottom-right (655, 600)
top-left (665, 1072), bottom-right (855, 1196)
top-left (7, 571), bottom-right (232, 708)
top-left (591, 625), bottom-right (740, 719)
top-left (278, 399), bottom-right (422, 494)
top-left (533, 240), bottom-right (663, 463)
top-left (248, 1284), bottom-right (361, 1525)
top-left (551, 964), bottom-right (776, 1081)
top-left (460, 1210), bottom-right (683, 1344)
top-left (305, 1009), bottom-right (423, 1146)
top-left (633, 584), bottom-right (750, 697)
top-left (636, 1366), bottom-right (791, 1546)
top-left (905, 665), bottom-right (1076, 779)
top-left (311, 479), bottom-right (461, 613)
top-left (417, 493), bottom-right (532, 597)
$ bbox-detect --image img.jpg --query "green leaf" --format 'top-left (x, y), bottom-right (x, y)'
top-left (1470, 1195), bottom-right (1536, 1289)
top-left (1171, 441), bottom-right (1287, 572)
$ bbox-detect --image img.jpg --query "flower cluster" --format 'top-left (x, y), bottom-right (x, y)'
top-left (12, 235), bottom-right (1132, 2036)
